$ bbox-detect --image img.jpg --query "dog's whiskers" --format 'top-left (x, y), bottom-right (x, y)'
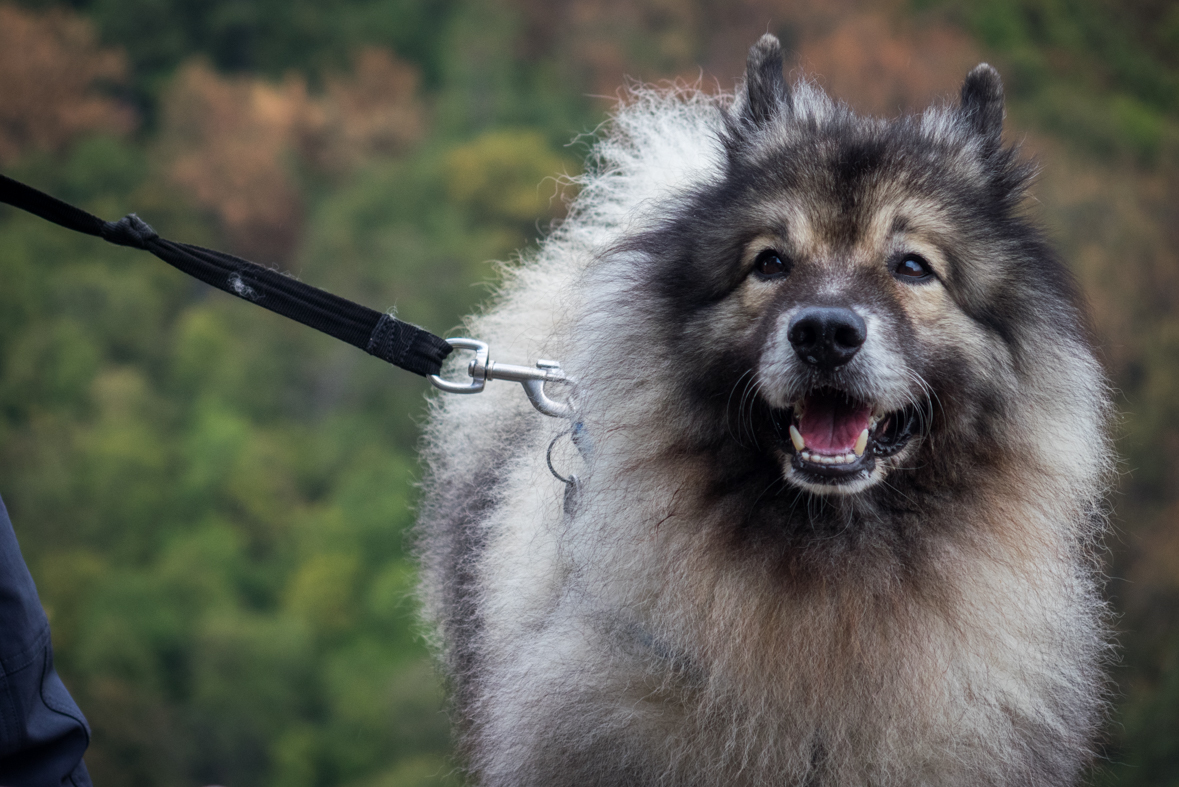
top-left (725, 369), bottom-right (755, 446)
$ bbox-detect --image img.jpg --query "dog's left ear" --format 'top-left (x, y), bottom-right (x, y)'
top-left (959, 64), bottom-right (1004, 146)
top-left (739, 34), bottom-right (792, 127)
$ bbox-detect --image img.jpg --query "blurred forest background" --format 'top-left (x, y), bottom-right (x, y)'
top-left (0, 0), bottom-right (1176, 784)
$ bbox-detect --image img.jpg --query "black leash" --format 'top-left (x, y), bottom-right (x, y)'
top-left (0, 173), bottom-right (452, 377)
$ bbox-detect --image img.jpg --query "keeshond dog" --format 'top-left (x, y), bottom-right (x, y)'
top-left (419, 34), bottom-right (1112, 787)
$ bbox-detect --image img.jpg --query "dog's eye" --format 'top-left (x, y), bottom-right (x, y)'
top-left (754, 249), bottom-right (790, 278)
top-left (894, 254), bottom-right (933, 281)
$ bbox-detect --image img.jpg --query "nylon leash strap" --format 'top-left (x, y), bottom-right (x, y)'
top-left (0, 173), bottom-right (452, 377)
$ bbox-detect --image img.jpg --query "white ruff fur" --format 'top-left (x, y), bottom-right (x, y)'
top-left (419, 80), bottom-right (1112, 786)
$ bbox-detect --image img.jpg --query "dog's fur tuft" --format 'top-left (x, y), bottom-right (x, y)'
top-left (419, 36), bottom-right (1113, 787)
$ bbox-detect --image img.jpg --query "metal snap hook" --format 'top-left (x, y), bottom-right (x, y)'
top-left (428, 338), bottom-right (577, 419)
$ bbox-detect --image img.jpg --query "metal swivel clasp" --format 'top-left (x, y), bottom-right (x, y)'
top-left (427, 338), bottom-right (576, 420)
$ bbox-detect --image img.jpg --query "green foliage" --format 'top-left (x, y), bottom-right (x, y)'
top-left (1097, 652), bottom-right (1179, 785)
top-left (0, 19), bottom-right (578, 777)
top-left (429, 1), bottom-right (594, 142)
top-left (3, 0), bottom-right (1178, 784)
top-left (19, 0), bottom-right (457, 90)
top-left (444, 129), bottom-right (572, 236)
top-left (920, 0), bottom-right (1179, 163)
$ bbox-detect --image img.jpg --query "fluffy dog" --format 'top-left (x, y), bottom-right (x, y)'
top-left (419, 34), bottom-right (1112, 786)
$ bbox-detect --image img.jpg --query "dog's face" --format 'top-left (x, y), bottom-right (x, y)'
top-left (734, 192), bottom-right (953, 496)
top-left (693, 161), bottom-right (974, 497)
top-left (630, 37), bottom-right (1065, 500)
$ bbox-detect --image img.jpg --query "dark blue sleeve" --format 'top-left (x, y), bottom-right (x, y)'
top-left (0, 494), bottom-right (93, 787)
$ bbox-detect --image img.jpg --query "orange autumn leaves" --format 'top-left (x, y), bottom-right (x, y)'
top-left (794, 15), bottom-right (982, 117)
top-left (0, 3), bottom-right (424, 262)
top-left (0, 4), bottom-right (134, 164)
top-left (161, 50), bottom-right (425, 261)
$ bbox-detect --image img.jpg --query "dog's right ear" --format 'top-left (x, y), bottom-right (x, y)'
top-left (737, 34), bottom-right (792, 127)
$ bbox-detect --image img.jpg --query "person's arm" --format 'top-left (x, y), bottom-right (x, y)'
top-left (0, 494), bottom-right (92, 787)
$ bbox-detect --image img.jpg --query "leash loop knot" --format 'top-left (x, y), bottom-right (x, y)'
top-left (100, 213), bottom-right (159, 249)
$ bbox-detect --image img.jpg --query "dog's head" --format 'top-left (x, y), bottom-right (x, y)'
top-left (621, 35), bottom-right (1088, 499)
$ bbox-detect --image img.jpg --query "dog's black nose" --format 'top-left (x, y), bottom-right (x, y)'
top-left (788, 307), bottom-right (867, 369)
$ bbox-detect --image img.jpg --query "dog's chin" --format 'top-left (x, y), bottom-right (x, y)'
top-left (767, 388), bottom-right (920, 496)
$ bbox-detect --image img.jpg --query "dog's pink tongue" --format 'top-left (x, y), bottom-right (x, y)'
top-left (798, 395), bottom-right (872, 453)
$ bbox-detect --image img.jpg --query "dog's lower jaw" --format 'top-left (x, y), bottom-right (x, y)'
top-left (779, 441), bottom-right (917, 496)
top-left (781, 454), bottom-right (882, 496)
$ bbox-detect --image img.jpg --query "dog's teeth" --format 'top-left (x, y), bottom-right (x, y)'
top-left (854, 429), bottom-right (869, 457)
top-left (789, 425), bottom-right (805, 452)
top-left (796, 449), bottom-right (866, 466)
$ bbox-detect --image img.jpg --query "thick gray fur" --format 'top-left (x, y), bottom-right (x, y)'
top-left (418, 35), bottom-right (1112, 787)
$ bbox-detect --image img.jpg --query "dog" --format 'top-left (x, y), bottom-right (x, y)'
top-left (418, 34), bottom-right (1113, 786)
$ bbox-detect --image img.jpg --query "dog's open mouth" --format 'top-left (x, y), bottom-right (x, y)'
top-left (772, 389), bottom-right (915, 482)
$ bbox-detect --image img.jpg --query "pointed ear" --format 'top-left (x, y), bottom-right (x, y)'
top-left (741, 34), bottom-right (791, 127)
top-left (959, 64), bottom-right (1004, 145)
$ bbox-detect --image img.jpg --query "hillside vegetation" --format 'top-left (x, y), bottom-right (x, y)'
top-left (1, 0), bottom-right (1176, 784)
